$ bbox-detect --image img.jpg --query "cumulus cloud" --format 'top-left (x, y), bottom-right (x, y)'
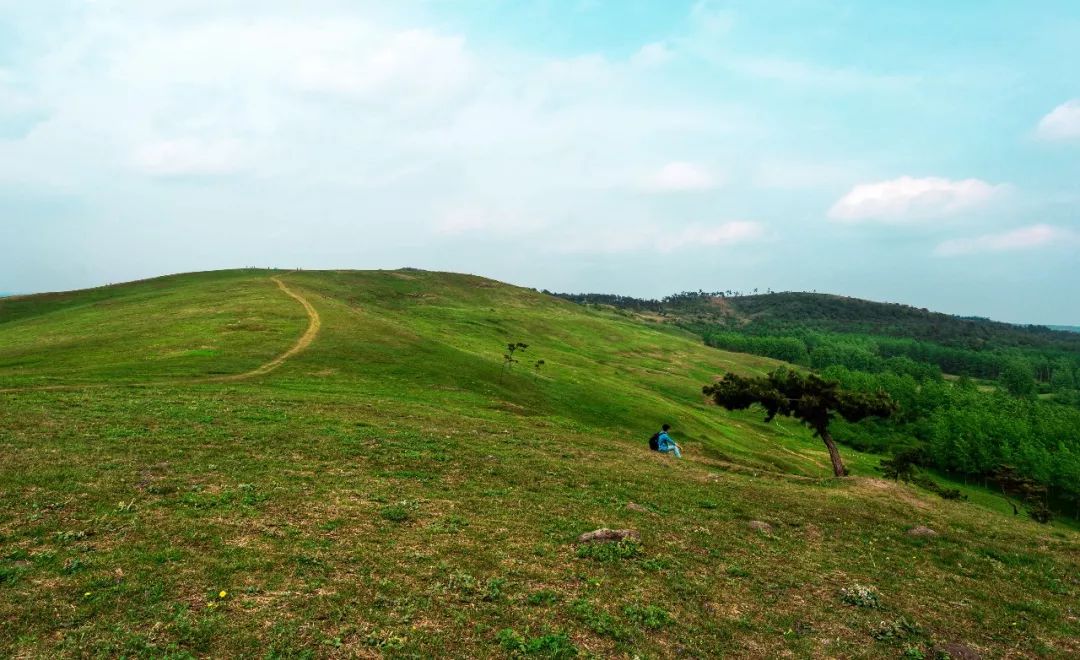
top-left (643, 162), bottom-right (718, 192)
top-left (1036, 100), bottom-right (1080, 141)
top-left (934, 224), bottom-right (1076, 257)
top-left (828, 176), bottom-right (1006, 222)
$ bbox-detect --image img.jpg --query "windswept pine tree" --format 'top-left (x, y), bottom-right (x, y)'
top-left (704, 368), bottom-right (896, 477)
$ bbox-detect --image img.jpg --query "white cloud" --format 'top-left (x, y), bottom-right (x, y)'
top-left (631, 42), bottom-right (673, 68)
top-left (132, 138), bottom-right (245, 177)
top-left (727, 57), bottom-right (917, 92)
top-left (828, 176), bottom-right (1006, 223)
top-left (934, 224), bottom-right (1077, 257)
top-left (1036, 100), bottom-right (1080, 141)
top-left (560, 221), bottom-right (764, 254)
top-left (658, 221), bottom-right (764, 251)
top-left (644, 162), bottom-right (719, 192)
top-left (434, 206), bottom-right (545, 237)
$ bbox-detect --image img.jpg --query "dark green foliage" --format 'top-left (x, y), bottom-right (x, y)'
top-left (879, 447), bottom-right (925, 482)
top-left (704, 368), bottom-right (896, 431)
top-left (1001, 360), bottom-right (1037, 398)
top-left (503, 342), bottom-right (529, 372)
top-left (497, 629), bottom-right (577, 657)
top-left (701, 332), bottom-right (810, 365)
top-left (991, 466), bottom-right (1053, 523)
top-left (911, 475), bottom-right (966, 500)
top-left (704, 368), bottom-right (896, 476)
top-left (828, 365), bottom-right (1080, 515)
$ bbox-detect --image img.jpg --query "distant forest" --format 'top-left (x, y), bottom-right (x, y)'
top-left (554, 290), bottom-right (1080, 518)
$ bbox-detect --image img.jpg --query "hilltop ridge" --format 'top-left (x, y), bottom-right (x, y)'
top-left (555, 290), bottom-right (1080, 351)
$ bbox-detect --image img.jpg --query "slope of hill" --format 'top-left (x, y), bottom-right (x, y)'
top-left (1, 270), bottom-right (1076, 658)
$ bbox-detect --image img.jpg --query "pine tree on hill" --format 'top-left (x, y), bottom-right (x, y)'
top-left (704, 368), bottom-right (897, 477)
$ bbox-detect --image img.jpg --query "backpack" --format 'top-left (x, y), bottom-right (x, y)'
top-left (648, 432), bottom-right (660, 451)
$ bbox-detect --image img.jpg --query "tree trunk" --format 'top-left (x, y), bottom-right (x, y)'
top-left (819, 428), bottom-right (848, 477)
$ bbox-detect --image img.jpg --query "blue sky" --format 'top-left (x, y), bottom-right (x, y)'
top-left (1, 0), bottom-right (1078, 323)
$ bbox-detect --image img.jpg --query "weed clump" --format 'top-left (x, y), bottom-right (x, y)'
top-left (569, 598), bottom-right (629, 640)
top-left (497, 628), bottom-right (577, 657)
top-left (840, 584), bottom-right (882, 608)
top-left (870, 616), bottom-right (921, 641)
top-left (379, 504), bottom-right (410, 523)
top-left (624, 603), bottom-right (674, 629)
top-left (526, 589), bottom-right (560, 606)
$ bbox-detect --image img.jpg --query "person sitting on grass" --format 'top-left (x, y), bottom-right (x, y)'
top-left (657, 424), bottom-right (682, 458)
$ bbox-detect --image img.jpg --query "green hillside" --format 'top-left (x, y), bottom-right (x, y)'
top-left (1, 269), bottom-right (1076, 658)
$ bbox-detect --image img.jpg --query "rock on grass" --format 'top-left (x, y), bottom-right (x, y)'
top-left (577, 528), bottom-right (640, 544)
top-left (907, 525), bottom-right (938, 537)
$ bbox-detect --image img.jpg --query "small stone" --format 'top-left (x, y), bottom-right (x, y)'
top-left (907, 525), bottom-right (938, 537)
top-left (577, 528), bottom-right (640, 544)
top-left (748, 520), bottom-right (773, 534)
top-left (625, 502), bottom-right (653, 514)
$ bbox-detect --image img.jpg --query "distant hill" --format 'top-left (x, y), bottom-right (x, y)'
top-left (1049, 324), bottom-right (1080, 334)
top-left (554, 290), bottom-right (1080, 352)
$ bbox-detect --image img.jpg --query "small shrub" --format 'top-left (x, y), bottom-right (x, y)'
top-left (432, 514), bottom-right (468, 534)
top-left (498, 628), bottom-right (577, 657)
top-left (54, 530), bottom-right (88, 544)
top-left (526, 589), bottom-right (560, 606)
top-left (0, 566), bottom-right (22, 586)
top-left (61, 557), bottom-right (88, 575)
top-left (498, 628), bottom-right (525, 652)
top-left (364, 629), bottom-right (407, 651)
top-left (870, 616), bottom-right (921, 641)
top-left (445, 571), bottom-right (477, 599)
top-left (624, 603), bottom-right (674, 630)
top-left (569, 599), bottom-right (628, 640)
top-left (575, 540), bottom-right (642, 562)
top-left (483, 577), bottom-right (506, 602)
top-left (640, 557), bottom-right (671, 571)
top-left (238, 483), bottom-right (268, 506)
top-left (912, 475), bottom-right (967, 501)
top-left (379, 505), bottom-right (410, 523)
top-left (726, 564), bottom-right (750, 578)
top-left (840, 584), bottom-right (881, 609)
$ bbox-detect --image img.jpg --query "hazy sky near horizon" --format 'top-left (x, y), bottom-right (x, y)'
top-left (1, 1), bottom-right (1078, 323)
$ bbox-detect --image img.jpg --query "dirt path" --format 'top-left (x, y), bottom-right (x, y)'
top-left (0, 276), bottom-right (321, 394)
top-left (209, 277), bottom-right (321, 382)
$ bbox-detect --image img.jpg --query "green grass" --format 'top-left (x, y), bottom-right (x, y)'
top-left (0, 268), bottom-right (1076, 658)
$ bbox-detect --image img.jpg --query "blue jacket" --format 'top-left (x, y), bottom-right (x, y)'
top-left (657, 431), bottom-right (675, 451)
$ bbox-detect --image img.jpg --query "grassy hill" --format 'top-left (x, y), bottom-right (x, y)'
top-left (0, 269), bottom-right (1076, 658)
